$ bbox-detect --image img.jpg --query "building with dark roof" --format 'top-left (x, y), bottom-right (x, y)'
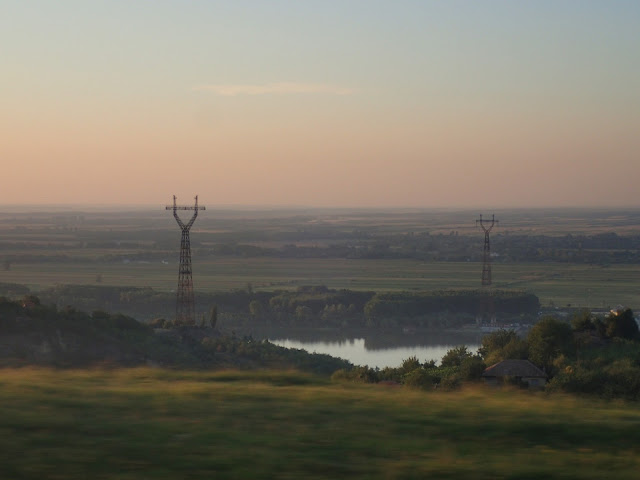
top-left (482, 359), bottom-right (547, 388)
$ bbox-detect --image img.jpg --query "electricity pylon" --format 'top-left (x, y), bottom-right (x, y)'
top-left (476, 214), bottom-right (497, 286)
top-left (476, 214), bottom-right (498, 325)
top-left (166, 195), bottom-right (205, 325)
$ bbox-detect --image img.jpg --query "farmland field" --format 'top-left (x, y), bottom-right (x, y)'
top-left (0, 207), bottom-right (639, 310)
top-left (2, 258), bottom-right (639, 310)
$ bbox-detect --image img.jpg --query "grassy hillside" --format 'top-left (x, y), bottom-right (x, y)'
top-left (0, 296), bottom-right (350, 374)
top-left (1, 368), bottom-right (639, 479)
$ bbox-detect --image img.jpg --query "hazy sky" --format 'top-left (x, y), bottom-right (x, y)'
top-left (2, 1), bottom-right (639, 208)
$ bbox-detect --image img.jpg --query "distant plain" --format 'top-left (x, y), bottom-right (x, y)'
top-left (1, 207), bottom-right (639, 310)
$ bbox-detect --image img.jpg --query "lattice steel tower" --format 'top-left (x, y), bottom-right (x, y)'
top-left (166, 195), bottom-right (205, 325)
top-left (476, 214), bottom-right (497, 286)
top-left (476, 214), bottom-right (498, 325)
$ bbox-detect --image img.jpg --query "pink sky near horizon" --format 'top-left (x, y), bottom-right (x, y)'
top-left (2, 1), bottom-right (639, 208)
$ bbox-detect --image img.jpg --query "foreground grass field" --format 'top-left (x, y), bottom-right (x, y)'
top-left (5, 258), bottom-right (639, 309)
top-left (1, 368), bottom-right (640, 479)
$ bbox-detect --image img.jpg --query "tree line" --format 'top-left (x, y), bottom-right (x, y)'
top-left (334, 308), bottom-right (640, 400)
top-left (5, 283), bottom-right (539, 328)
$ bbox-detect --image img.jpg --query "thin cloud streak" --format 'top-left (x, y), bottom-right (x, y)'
top-left (193, 82), bottom-right (356, 96)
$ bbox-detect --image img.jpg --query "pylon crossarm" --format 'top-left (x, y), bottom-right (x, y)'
top-left (476, 214), bottom-right (497, 234)
top-left (165, 196), bottom-right (205, 231)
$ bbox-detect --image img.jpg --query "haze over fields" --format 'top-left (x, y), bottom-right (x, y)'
top-left (2, 1), bottom-right (639, 208)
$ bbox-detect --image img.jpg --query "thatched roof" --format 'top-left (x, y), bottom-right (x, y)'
top-left (482, 359), bottom-right (547, 378)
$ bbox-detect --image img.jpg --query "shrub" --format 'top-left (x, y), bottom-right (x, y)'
top-left (331, 366), bottom-right (378, 384)
top-left (605, 309), bottom-right (638, 340)
top-left (403, 368), bottom-right (434, 390)
top-left (459, 356), bottom-right (486, 381)
top-left (439, 375), bottom-right (461, 391)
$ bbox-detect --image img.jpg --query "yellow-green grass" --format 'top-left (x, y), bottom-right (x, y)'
top-left (2, 258), bottom-right (639, 310)
top-left (1, 367), bottom-right (639, 479)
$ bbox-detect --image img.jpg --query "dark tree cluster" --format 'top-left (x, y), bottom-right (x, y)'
top-left (0, 295), bottom-right (351, 375)
top-left (477, 310), bottom-right (640, 399)
top-left (23, 283), bottom-right (540, 329)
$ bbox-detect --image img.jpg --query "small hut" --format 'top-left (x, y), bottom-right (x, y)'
top-left (482, 359), bottom-right (547, 388)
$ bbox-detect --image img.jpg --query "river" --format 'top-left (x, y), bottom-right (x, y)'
top-left (261, 328), bottom-right (482, 369)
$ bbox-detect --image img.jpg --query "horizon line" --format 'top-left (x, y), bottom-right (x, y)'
top-left (2, 203), bottom-right (640, 212)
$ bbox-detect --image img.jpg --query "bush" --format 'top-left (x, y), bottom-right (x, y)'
top-left (459, 356), bottom-right (486, 381)
top-left (439, 375), bottom-right (462, 391)
top-left (571, 309), bottom-right (597, 332)
top-left (403, 368), bottom-right (434, 390)
top-left (605, 309), bottom-right (638, 340)
top-left (548, 361), bottom-right (640, 400)
top-left (331, 366), bottom-right (378, 384)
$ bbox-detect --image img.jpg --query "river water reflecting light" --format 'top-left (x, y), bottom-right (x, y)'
top-left (269, 336), bottom-right (480, 369)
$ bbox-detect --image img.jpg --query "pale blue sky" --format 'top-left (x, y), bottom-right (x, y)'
top-left (2, 1), bottom-right (639, 207)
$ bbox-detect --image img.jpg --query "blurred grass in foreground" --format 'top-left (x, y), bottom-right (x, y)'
top-left (1, 368), bottom-right (639, 479)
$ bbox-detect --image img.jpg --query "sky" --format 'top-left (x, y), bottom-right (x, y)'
top-left (2, 1), bottom-right (639, 208)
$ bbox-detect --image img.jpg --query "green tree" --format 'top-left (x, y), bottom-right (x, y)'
top-left (478, 329), bottom-right (519, 359)
top-left (500, 338), bottom-right (529, 360)
top-left (400, 356), bottom-right (421, 374)
top-left (571, 309), bottom-right (596, 332)
top-left (527, 316), bottom-right (574, 372)
top-left (484, 337), bottom-right (529, 366)
top-left (459, 356), bottom-right (486, 381)
top-left (440, 346), bottom-right (473, 368)
top-left (606, 309), bottom-right (638, 340)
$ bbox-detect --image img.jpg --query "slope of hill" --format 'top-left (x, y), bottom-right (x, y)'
top-left (0, 296), bottom-right (349, 374)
